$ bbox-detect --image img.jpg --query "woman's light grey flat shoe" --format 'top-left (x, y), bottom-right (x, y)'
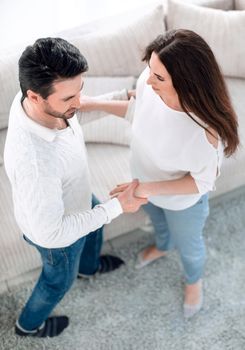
top-left (183, 285), bottom-right (203, 319)
top-left (135, 250), bottom-right (166, 269)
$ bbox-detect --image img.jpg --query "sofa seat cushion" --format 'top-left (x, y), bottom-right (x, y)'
top-left (0, 129), bottom-right (148, 285)
top-left (0, 129), bottom-right (41, 285)
top-left (86, 142), bottom-right (148, 240)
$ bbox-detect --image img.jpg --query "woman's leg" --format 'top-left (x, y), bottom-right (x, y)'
top-left (164, 194), bottom-right (209, 317)
top-left (143, 201), bottom-right (174, 251)
top-left (164, 194), bottom-right (209, 284)
top-left (136, 202), bottom-right (174, 267)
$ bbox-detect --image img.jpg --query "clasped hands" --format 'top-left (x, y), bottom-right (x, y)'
top-left (109, 179), bottom-right (150, 213)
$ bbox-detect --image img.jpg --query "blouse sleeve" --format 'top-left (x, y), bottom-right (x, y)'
top-left (77, 88), bottom-right (129, 125)
top-left (190, 155), bottom-right (218, 194)
top-left (190, 138), bottom-right (223, 194)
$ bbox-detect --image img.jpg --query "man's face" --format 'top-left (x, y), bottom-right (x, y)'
top-left (41, 74), bottom-right (84, 120)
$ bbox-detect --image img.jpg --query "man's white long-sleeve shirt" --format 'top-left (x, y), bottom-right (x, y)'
top-left (4, 92), bottom-right (122, 248)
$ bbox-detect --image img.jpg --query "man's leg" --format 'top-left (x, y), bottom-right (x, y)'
top-left (78, 194), bottom-right (124, 276)
top-left (16, 236), bottom-right (86, 337)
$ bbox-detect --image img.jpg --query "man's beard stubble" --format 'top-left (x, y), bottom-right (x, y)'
top-left (43, 103), bottom-right (76, 120)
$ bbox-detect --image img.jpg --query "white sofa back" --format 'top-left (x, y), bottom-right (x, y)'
top-left (1, 0), bottom-right (244, 141)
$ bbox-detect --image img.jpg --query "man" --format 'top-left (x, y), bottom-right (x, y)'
top-left (4, 37), bottom-right (147, 338)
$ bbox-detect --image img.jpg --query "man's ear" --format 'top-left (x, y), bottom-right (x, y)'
top-left (26, 90), bottom-right (41, 104)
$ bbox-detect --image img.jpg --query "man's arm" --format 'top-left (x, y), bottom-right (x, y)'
top-left (17, 172), bottom-right (147, 248)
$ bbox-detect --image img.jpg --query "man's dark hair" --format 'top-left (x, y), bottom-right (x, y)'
top-left (19, 37), bottom-right (88, 100)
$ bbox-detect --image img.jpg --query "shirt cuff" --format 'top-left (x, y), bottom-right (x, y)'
top-left (124, 97), bottom-right (135, 124)
top-left (94, 88), bottom-right (128, 102)
top-left (114, 88), bottom-right (128, 101)
top-left (98, 198), bottom-right (123, 224)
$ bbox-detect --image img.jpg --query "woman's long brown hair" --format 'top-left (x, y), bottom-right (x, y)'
top-left (143, 29), bottom-right (239, 157)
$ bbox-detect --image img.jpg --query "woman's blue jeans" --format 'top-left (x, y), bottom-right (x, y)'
top-left (143, 194), bottom-right (209, 284)
top-left (18, 195), bottom-right (103, 331)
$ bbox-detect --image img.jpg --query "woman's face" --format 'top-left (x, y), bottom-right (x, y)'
top-left (146, 52), bottom-right (178, 101)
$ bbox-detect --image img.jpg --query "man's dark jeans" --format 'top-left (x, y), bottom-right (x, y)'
top-left (18, 195), bottom-right (103, 331)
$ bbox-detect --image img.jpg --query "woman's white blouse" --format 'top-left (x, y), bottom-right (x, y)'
top-left (130, 68), bottom-right (224, 210)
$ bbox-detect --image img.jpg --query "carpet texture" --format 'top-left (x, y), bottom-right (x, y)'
top-left (0, 188), bottom-right (245, 350)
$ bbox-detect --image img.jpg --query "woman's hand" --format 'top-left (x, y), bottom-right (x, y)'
top-left (127, 89), bottom-right (136, 99)
top-left (110, 175), bottom-right (200, 199)
top-left (115, 179), bottom-right (148, 213)
top-left (110, 182), bottom-right (131, 197)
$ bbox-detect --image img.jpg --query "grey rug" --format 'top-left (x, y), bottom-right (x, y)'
top-left (1, 188), bottom-right (245, 350)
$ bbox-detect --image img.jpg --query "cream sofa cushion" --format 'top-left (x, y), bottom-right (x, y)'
top-left (211, 78), bottom-right (245, 196)
top-left (86, 143), bottom-right (148, 240)
top-left (58, 3), bottom-right (165, 39)
top-left (0, 4), bottom-right (165, 131)
top-left (64, 5), bottom-right (165, 77)
top-left (82, 77), bottom-right (136, 145)
top-left (0, 53), bottom-right (19, 129)
top-left (167, 0), bottom-right (245, 78)
top-left (234, 0), bottom-right (245, 10)
top-left (191, 0), bottom-right (233, 9)
top-left (164, 0), bottom-right (233, 10)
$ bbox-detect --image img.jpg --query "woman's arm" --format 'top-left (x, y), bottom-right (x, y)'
top-left (136, 174), bottom-right (199, 197)
top-left (77, 89), bottom-right (136, 125)
top-left (79, 96), bottom-right (130, 117)
top-left (110, 174), bottom-right (199, 198)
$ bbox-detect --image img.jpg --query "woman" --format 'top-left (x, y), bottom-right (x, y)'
top-left (79, 29), bottom-right (239, 318)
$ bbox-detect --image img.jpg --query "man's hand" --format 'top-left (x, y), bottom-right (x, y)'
top-left (110, 181), bottom-right (150, 199)
top-left (114, 179), bottom-right (148, 213)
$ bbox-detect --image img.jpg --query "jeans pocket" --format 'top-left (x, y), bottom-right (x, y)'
top-left (46, 249), bottom-right (68, 267)
top-left (34, 246), bottom-right (60, 266)
top-left (35, 246), bottom-right (54, 266)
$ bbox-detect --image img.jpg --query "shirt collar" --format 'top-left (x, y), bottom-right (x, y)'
top-left (14, 91), bottom-right (75, 142)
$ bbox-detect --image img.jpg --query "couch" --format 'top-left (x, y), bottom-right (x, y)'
top-left (0, 0), bottom-right (245, 293)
